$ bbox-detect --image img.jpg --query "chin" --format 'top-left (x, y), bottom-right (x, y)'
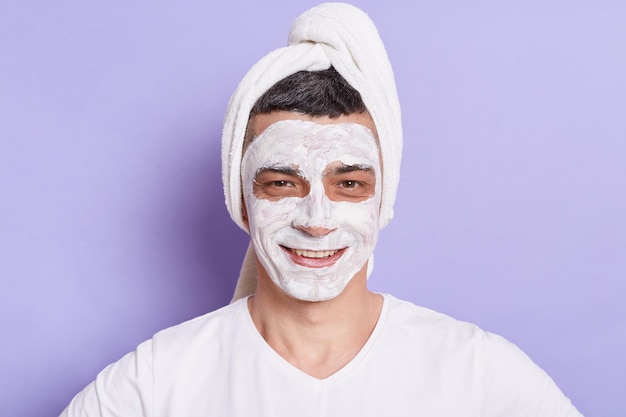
top-left (276, 273), bottom-right (354, 303)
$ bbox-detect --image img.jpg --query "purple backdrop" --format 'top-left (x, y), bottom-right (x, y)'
top-left (1, 1), bottom-right (624, 416)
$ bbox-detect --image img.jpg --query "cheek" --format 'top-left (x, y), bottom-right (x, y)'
top-left (248, 198), bottom-right (298, 231)
top-left (333, 200), bottom-right (380, 240)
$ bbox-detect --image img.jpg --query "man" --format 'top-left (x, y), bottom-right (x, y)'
top-left (61, 3), bottom-right (582, 416)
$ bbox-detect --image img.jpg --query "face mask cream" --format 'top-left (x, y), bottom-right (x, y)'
top-left (242, 119), bottom-right (381, 301)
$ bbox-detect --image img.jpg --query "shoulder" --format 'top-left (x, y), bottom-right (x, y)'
top-left (379, 294), bottom-right (526, 369)
top-left (382, 294), bottom-right (495, 344)
top-left (151, 297), bottom-right (249, 352)
top-left (379, 295), bottom-right (581, 416)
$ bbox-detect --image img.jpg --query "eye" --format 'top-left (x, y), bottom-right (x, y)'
top-left (252, 170), bottom-right (309, 200)
top-left (339, 180), bottom-right (361, 189)
top-left (324, 173), bottom-right (375, 202)
top-left (271, 180), bottom-right (295, 187)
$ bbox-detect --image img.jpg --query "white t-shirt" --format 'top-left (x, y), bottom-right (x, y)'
top-left (61, 294), bottom-right (582, 416)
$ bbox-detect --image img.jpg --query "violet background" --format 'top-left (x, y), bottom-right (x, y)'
top-left (1, 1), bottom-right (624, 416)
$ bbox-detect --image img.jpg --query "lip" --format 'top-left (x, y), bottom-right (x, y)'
top-left (280, 245), bottom-right (347, 268)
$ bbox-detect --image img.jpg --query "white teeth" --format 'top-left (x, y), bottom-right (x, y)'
top-left (292, 248), bottom-right (338, 258)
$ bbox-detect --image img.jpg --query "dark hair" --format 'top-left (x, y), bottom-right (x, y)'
top-left (247, 67), bottom-right (367, 132)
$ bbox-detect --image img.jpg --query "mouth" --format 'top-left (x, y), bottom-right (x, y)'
top-left (280, 245), bottom-right (346, 268)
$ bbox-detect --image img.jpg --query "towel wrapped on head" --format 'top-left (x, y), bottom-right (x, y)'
top-left (221, 2), bottom-right (402, 301)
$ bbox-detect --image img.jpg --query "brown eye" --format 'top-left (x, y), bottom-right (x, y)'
top-left (253, 168), bottom-right (309, 200)
top-left (272, 180), bottom-right (295, 187)
top-left (340, 180), bottom-right (360, 189)
top-left (324, 170), bottom-right (376, 202)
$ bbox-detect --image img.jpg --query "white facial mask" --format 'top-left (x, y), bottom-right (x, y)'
top-left (242, 119), bottom-right (381, 302)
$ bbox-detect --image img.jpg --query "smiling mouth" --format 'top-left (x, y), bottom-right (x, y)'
top-left (280, 245), bottom-right (346, 267)
top-left (288, 248), bottom-right (340, 258)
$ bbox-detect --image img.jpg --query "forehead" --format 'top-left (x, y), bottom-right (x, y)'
top-left (243, 118), bottom-right (380, 174)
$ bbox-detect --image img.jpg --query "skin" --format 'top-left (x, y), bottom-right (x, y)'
top-left (242, 111), bottom-right (384, 379)
top-left (243, 119), bottom-right (381, 302)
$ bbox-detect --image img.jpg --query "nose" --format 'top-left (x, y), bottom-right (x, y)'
top-left (293, 224), bottom-right (335, 237)
top-left (291, 183), bottom-right (336, 236)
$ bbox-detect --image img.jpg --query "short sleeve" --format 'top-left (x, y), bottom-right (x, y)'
top-left (60, 339), bottom-right (154, 417)
top-left (483, 334), bottom-right (583, 417)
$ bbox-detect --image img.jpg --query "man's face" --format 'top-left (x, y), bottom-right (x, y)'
top-left (241, 111), bottom-right (381, 302)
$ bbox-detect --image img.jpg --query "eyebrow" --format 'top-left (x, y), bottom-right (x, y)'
top-left (330, 164), bottom-right (374, 175)
top-left (255, 165), bottom-right (302, 177)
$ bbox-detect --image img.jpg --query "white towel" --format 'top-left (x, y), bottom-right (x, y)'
top-left (222, 3), bottom-right (402, 301)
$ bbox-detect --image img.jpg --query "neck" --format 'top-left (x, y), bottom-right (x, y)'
top-left (248, 265), bottom-right (383, 379)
